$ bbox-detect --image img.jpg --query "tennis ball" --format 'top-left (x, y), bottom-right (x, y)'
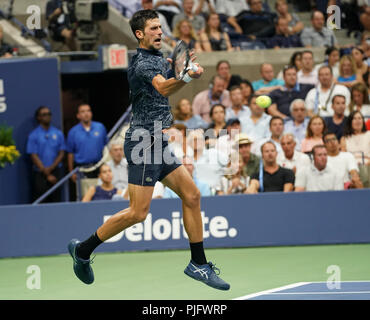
top-left (256, 95), bottom-right (272, 108)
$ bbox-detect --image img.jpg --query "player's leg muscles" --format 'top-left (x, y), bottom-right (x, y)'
top-left (161, 166), bottom-right (203, 243)
top-left (96, 184), bottom-right (154, 242)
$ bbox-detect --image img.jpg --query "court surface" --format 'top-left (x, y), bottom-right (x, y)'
top-left (0, 243), bottom-right (369, 300)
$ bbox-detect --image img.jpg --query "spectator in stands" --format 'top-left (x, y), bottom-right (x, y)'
top-left (207, 104), bottom-right (227, 139)
top-left (360, 6), bottom-right (370, 35)
top-left (105, 140), bottom-right (128, 191)
top-left (234, 132), bottom-right (260, 180)
top-left (82, 164), bottom-right (125, 202)
top-left (240, 95), bottom-right (271, 143)
top-left (171, 19), bottom-right (202, 52)
top-left (246, 141), bottom-right (295, 193)
top-left (235, 0), bottom-right (277, 40)
top-left (325, 94), bottom-right (348, 141)
top-left (268, 66), bottom-right (314, 119)
top-left (314, 46), bottom-right (340, 80)
top-left (172, 0), bottom-right (205, 34)
top-left (193, 0), bottom-right (216, 16)
top-left (337, 55), bottom-right (363, 89)
top-left (120, 0), bottom-right (142, 18)
top-left (216, 60), bottom-right (243, 90)
top-left (188, 129), bottom-right (228, 191)
top-left (295, 144), bottom-right (343, 191)
top-left (0, 25), bottom-right (15, 58)
top-left (340, 110), bottom-right (370, 168)
top-left (297, 50), bottom-right (318, 86)
top-left (301, 115), bottom-right (326, 154)
top-left (276, 51), bottom-right (303, 80)
top-left (225, 86), bottom-right (251, 121)
top-left (240, 79), bottom-right (255, 106)
top-left (27, 106), bottom-right (66, 202)
top-left (173, 98), bottom-right (208, 129)
top-left (216, 118), bottom-right (241, 157)
top-left (351, 47), bottom-right (369, 77)
top-left (46, 0), bottom-right (77, 51)
top-left (274, 0), bottom-right (304, 35)
top-left (164, 155), bottom-right (212, 198)
top-left (252, 63), bottom-right (285, 95)
top-left (277, 133), bottom-right (311, 176)
top-left (67, 104), bottom-right (108, 183)
top-left (300, 10), bottom-right (338, 48)
top-left (192, 75), bottom-right (232, 123)
top-left (305, 65), bottom-right (351, 117)
top-left (266, 17), bottom-right (303, 49)
top-left (283, 99), bottom-right (309, 151)
top-left (252, 116), bottom-right (284, 157)
top-left (215, 0), bottom-right (249, 35)
top-left (167, 123), bottom-right (194, 158)
top-left (215, 152), bottom-right (249, 195)
top-left (324, 132), bottom-right (363, 189)
top-left (153, 0), bottom-right (182, 28)
top-left (348, 83), bottom-right (370, 118)
top-left (200, 13), bottom-right (234, 52)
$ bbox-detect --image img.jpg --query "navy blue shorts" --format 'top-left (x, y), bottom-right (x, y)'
top-left (124, 130), bottom-right (182, 186)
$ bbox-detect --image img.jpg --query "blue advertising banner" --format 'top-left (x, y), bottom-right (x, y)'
top-left (0, 190), bottom-right (369, 258)
top-left (0, 57), bottom-right (63, 205)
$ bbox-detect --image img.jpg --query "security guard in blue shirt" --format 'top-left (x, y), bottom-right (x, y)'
top-left (27, 106), bottom-right (66, 202)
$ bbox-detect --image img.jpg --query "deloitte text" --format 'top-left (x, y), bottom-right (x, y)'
top-left (104, 211), bottom-right (238, 243)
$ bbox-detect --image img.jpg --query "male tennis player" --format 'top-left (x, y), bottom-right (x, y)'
top-left (68, 9), bottom-right (230, 291)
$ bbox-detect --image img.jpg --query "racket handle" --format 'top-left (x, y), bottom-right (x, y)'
top-left (189, 61), bottom-right (198, 72)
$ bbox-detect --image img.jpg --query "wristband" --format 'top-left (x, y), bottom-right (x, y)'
top-left (182, 72), bottom-right (193, 83)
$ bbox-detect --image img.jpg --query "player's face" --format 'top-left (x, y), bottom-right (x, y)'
top-left (139, 18), bottom-right (162, 50)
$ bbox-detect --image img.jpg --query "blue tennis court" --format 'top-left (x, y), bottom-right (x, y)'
top-left (235, 281), bottom-right (370, 300)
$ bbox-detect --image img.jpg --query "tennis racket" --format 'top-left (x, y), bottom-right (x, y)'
top-left (171, 40), bottom-right (198, 81)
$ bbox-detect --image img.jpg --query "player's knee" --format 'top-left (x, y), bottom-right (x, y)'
top-left (183, 188), bottom-right (201, 208)
top-left (131, 208), bottom-right (149, 223)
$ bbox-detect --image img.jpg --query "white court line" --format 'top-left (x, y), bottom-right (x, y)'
top-left (233, 282), bottom-right (310, 300)
top-left (268, 291), bottom-right (370, 295)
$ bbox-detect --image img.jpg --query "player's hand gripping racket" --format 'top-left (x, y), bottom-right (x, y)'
top-left (171, 40), bottom-right (199, 81)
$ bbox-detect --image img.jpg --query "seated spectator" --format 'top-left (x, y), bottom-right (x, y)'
top-left (324, 132), bottom-right (363, 189)
top-left (26, 106), bottom-right (66, 203)
top-left (192, 75), bottom-right (232, 123)
top-left (266, 17), bottom-right (303, 49)
top-left (82, 164), bottom-right (125, 202)
top-left (268, 66), bottom-right (314, 119)
top-left (173, 98), bottom-right (208, 129)
top-left (283, 99), bottom-right (309, 150)
top-left (240, 95), bottom-right (271, 143)
top-left (234, 132), bottom-right (260, 180)
top-left (340, 110), bottom-right (370, 168)
top-left (225, 86), bottom-right (251, 121)
top-left (215, 152), bottom-right (249, 195)
top-left (0, 25), bottom-right (15, 58)
top-left (207, 104), bottom-right (227, 139)
top-left (300, 10), bottom-right (338, 48)
top-left (252, 116), bottom-right (284, 157)
top-left (348, 83), bottom-right (370, 119)
top-left (104, 140), bottom-right (128, 191)
top-left (215, 0), bottom-right (249, 35)
top-left (360, 5), bottom-right (370, 34)
top-left (216, 118), bottom-right (241, 157)
top-left (235, 0), bottom-right (277, 40)
top-left (164, 155), bottom-right (212, 197)
top-left (118, 0), bottom-right (141, 18)
top-left (305, 65), bottom-right (351, 117)
top-left (314, 47), bottom-right (340, 80)
top-left (274, 0), bottom-right (304, 35)
top-left (359, 31), bottom-right (370, 67)
top-left (351, 47), bottom-right (369, 77)
top-left (200, 13), bottom-right (234, 52)
top-left (193, 0), bottom-right (216, 16)
top-left (276, 51), bottom-right (303, 80)
top-left (294, 145), bottom-right (343, 191)
top-left (153, 0), bottom-right (182, 28)
top-left (171, 19), bottom-right (202, 52)
top-left (246, 141), bottom-right (295, 193)
top-left (297, 50), bottom-right (318, 86)
top-left (240, 79), bottom-right (255, 105)
top-left (277, 133), bottom-right (311, 176)
top-left (216, 60), bottom-right (243, 90)
top-left (301, 115), bottom-right (326, 154)
top-left (324, 95), bottom-right (348, 141)
top-left (337, 55), bottom-right (363, 89)
top-left (172, 0), bottom-right (206, 34)
top-left (252, 63), bottom-right (285, 95)
top-left (46, 0), bottom-right (77, 51)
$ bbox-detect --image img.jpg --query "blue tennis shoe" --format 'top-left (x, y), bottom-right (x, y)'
top-left (184, 260), bottom-right (230, 291)
top-left (68, 239), bottom-right (94, 285)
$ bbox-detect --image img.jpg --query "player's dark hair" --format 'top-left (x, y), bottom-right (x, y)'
top-left (129, 9), bottom-right (159, 41)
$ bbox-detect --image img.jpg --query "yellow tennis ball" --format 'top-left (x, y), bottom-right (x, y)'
top-left (256, 95), bottom-right (272, 108)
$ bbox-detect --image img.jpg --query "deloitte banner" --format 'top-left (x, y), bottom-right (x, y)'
top-left (1, 190), bottom-right (370, 258)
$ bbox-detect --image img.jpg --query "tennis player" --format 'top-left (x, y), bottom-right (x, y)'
top-left (68, 9), bottom-right (230, 291)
